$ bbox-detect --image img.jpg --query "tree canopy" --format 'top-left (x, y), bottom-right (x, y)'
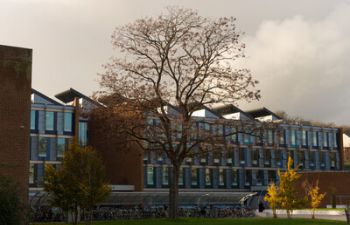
top-left (44, 144), bottom-right (110, 225)
top-left (99, 6), bottom-right (260, 218)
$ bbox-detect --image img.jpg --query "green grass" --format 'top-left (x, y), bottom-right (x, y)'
top-left (32, 218), bottom-right (347, 225)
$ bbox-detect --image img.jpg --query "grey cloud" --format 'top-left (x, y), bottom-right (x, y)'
top-left (238, 3), bottom-right (350, 125)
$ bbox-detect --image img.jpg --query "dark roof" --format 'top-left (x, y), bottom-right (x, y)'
top-left (31, 89), bottom-right (63, 105)
top-left (55, 88), bottom-right (103, 107)
top-left (212, 104), bottom-right (253, 120)
top-left (245, 107), bottom-right (282, 119)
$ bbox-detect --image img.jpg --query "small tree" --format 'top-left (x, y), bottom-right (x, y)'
top-left (307, 180), bottom-right (326, 219)
top-left (0, 175), bottom-right (24, 225)
top-left (44, 144), bottom-right (110, 225)
top-left (278, 156), bottom-right (306, 218)
top-left (264, 182), bottom-right (279, 218)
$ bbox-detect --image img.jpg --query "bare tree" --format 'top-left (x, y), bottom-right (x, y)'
top-left (98, 7), bottom-right (260, 219)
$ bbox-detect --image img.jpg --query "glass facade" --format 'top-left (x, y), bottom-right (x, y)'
top-left (146, 166), bottom-right (154, 186)
top-left (162, 167), bottom-right (169, 186)
top-left (38, 137), bottom-right (47, 158)
top-left (191, 168), bottom-right (198, 187)
top-left (57, 138), bottom-right (66, 158)
top-left (143, 122), bottom-right (341, 191)
top-left (205, 168), bottom-right (212, 187)
top-left (45, 111), bottom-right (55, 131)
top-left (30, 110), bottom-right (36, 130)
top-left (79, 121), bottom-right (88, 146)
top-left (64, 112), bottom-right (73, 132)
top-left (29, 90), bottom-right (94, 189)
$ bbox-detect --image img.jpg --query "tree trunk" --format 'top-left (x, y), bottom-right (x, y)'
top-left (74, 204), bottom-right (78, 225)
top-left (272, 208), bottom-right (277, 218)
top-left (169, 163), bottom-right (180, 219)
top-left (312, 208), bottom-right (315, 219)
top-left (286, 209), bottom-right (291, 219)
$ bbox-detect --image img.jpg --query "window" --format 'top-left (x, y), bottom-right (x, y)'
top-left (29, 163), bottom-right (35, 184)
top-left (239, 148), bottom-right (245, 165)
top-left (147, 166), bottom-right (154, 186)
top-left (298, 151), bottom-right (305, 167)
top-left (64, 112), bottom-right (73, 132)
top-left (30, 110), bottom-right (36, 130)
top-left (79, 121), bottom-right (88, 146)
top-left (264, 149), bottom-right (271, 167)
top-left (290, 130), bottom-right (297, 146)
top-left (230, 127), bottom-right (237, 143)
top-left (57, 138), bottom-right (66, 158)
top-left (178, 167), bottom-right (184, 186)
top-left (275, 150), bottom-right (282, 167)
top-left (162, 167), bottom-right (169, 186)
top-left (309, 151), bottom-right (316, 168)
top-left (256, 170), bottom-right (264, 186)
top-left (302, 130), bottom-right (308, 146)
top-left (217, 125), bottom-right (223, 136)
top-left (319, 151), bottom-right (325, 168)
top-left (219, 168), bottom-right (225, 186)
top-left (226, 150), bottom-right (234, 165)
top-left (312, 131), bottom-right (318, 147)
top-left (268, 171), bottom-right (276, 183)
top-left (267, 130), bottom-right (273, 145)
top-left (330, 152), bottom-right (336, 169)
top-left (323, 132), bottom-right (329, 147)
top-left (38, 137), bottom-right (47, 158)
top-left (232, 169), bottom-right (238, 187)
top-left (243, 133), bottom-right (251, 144)
top-left (334, 133), bottom-right (338, 148)
top-left (205, 168), bottom-right (212, 186)
top-left (245, 170), bottom-right (252, 187)
top-left (45, 111), bottom-right (55, 131)
top-left (279, 130), bottom-right (286, 145)
top-left (252, 149), bottom-right (259, 166)
top-left (191, 168), bottom-right (198, 186)
top-left (204, 123), bottom-right (210, 131)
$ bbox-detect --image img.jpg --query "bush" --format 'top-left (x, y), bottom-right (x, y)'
top-left (0, 175), bottom-right (23, 225)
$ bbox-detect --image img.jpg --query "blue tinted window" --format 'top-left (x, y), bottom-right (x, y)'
top-left (38, 137), bottom-right (47, 158)
top-left (57, 138), bottom-right (66, 158)
top-left (30, 110), bottom-right (36, 130)
top-left (64, 112), bottom-right (73, 132)
top-left (79, 121), bottom-right (88, 146)
top-left (45, 112), bottom-right (55, 131)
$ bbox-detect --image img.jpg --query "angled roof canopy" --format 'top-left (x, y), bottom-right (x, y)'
top-left (32, 88), bottom-right (63, 105)
top-left (246, 107), bottom-right (282, 120)
top-left (55, 88), bottom-right (102, 107)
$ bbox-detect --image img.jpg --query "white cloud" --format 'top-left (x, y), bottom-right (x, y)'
top-left (238, 3), bottom-right (350, 124)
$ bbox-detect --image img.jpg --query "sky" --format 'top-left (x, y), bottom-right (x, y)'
top-left (1, 0), bottom-right (350, 124)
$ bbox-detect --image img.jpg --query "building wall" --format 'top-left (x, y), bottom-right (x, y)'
top-left (143, 118), bottom-right (342, 191)
top-left (0, 45), bottom-right (32, 203)
top-left (297, 171), bottom-right (350, 207)
top-left (29, 102), bottom-right (75, 188)
top-left (88, 108), bottom-right (144, 191)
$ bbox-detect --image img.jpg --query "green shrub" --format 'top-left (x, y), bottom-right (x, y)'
top-left (0, 175), bottom-right (23, 225)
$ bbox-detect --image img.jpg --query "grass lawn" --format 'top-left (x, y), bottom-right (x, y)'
top-left (32, 218), bottom-right (348, 225)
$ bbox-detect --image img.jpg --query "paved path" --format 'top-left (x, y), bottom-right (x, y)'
top-left (256, 211), bottom-right (347, 221)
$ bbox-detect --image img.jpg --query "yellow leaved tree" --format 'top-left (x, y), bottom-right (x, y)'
top-left (307, 180), bottom-right (326, 219)
top-left (278, 156), bottom-right (307, 218)
top-left (264, 182), bottom-right (279, 218)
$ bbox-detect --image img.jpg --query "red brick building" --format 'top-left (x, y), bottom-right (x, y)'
top-left (0, 45), bottom-right (32, 204)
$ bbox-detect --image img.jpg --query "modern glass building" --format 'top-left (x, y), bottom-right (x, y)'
top-left (29, 88), bottom-right (97, 191)
top-left (142, 105), bottom-right (342, 192)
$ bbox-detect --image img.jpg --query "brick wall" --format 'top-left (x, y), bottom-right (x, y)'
top-left (297, 171), bottom-right (350, 207)
top-left (0, 45), bottom-right (32, 204)
top-left (88, 107), bottom-right (144, 191)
